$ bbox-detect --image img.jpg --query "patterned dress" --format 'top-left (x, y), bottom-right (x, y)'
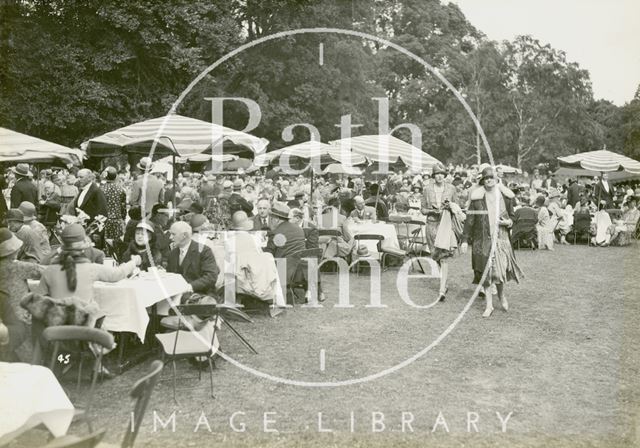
top-left (101, 181), bottom-right (126, 241)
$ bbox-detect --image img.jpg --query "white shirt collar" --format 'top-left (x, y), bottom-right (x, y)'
top-left (81, 182), bottom-right (92, 193)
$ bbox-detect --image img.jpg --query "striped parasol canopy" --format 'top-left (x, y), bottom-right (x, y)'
top-left (83, 114), bottom-right (268, 158)
top-left (558, 150), bottom-right (640, 174)
top-left (323, 163), bottom-right (362, 175)
top-left (0, 128), bottom-right (84, 165)
top-left (328, 134), bottom-right (440, 172)
top-left (263, 140), bottom-right (367, 167)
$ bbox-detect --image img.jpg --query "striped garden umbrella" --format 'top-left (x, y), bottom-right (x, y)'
top-left (263, 140), bottom-right (366, 168)
top-left (0, 128), bottom-right (84, 165)
top-left (83, 114), bottom-right (268, 158)
top-left (558, 150), bottom-right (640, 174)
top-left (329, 134), bottom-right (440, 172)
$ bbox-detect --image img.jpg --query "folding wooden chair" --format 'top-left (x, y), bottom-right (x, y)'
top-left (351, 234), bottom-right (384, 276)
top-left (42, 326), bottom-right (116, 432)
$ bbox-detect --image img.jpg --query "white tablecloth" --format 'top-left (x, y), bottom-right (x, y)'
top-left (93, 272), bottom-right (191, 342)
top-left (0, 362), bottom-right (74, 442)
top-left (28, 272), bottom-right (191, 343)
top-left (347, 221), bottom-right (401, 254)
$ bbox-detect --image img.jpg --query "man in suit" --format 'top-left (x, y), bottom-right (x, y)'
top-left (166, 221), bottom-right (219, 297)
top-left (265, 202), bottom-right (306, 260)
top-left (69, 169), bottom-right (108, 220)
top-left (566, 178), bottom-right (582, 208)
top-left (593, 173), bottom-right (614, 208)
top-left (228, 179), bottom-right (254, 217)
top-left (349, 195), bottom-right (377, 221)
top-left (130, 157), bottom-right (164, 214)
top-left (10, 164), bottom-right (38, 208)
top-left (252, 199), bottom-right (271, 231)
top-left (289, 207), bottom-right (325, 302)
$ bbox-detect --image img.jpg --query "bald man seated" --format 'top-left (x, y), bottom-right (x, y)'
top-left (349, 195), bottom-right (377, 222)
top-left (166, 221), bottom-right (219, 297)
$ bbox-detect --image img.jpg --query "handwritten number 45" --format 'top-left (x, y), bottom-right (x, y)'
top-left (57, 354), bottom-right (71, 364)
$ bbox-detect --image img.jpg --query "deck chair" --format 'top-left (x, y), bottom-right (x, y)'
top-left (318, 229), bottom-right (342, 272)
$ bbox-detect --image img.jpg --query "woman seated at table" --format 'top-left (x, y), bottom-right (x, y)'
top-left (591, 202), bottom-right (613, 246)
top-left (39, 224), bottom-right (141, 305)
top-left (121, 221), bottom-right (162, 271)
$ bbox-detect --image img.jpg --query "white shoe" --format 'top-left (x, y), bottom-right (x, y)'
top-left (482, 307), bottom-right (494, 318)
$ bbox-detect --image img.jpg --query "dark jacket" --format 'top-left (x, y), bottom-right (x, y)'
top-left (566, 183), bottom-right (582, 208)
top-left (10, 177), bottom-right (38, 208)
top-left (265, 221), bottom-right (306, 260)
top-left (462, 187), bottom-right (515, 284)
top-left (593, 181), bottom-right (614, 208)
top-left (252, 215), bottom-right (271, 231)
top-left (69, 182), bottom-right (108, 220)
top-left (122, 241), bottom-right (162, 271)
top-left (228, 192), bottom-right (254, 217)
top-left (40, 192), bottom-right (61, 226)
top-left (166, 241), bottom-right (219, 295)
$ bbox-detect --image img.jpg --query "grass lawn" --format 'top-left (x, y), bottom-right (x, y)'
top-left (11, 241), bottom-right (640, 447)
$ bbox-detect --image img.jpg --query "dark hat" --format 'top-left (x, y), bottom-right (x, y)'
top-left (129, 206), bottom-right (143, 221)
top-left (6, 209), bottom-right (24, 223)
top-left (269, 202), bottom-right (290, 220)
top-left (432, 163), bottom-right (447, 176)
top-left (11, 163), bottom-right (31, 177)
top-left (105, 166), bottom-right (118, 181)
top-left (60, 223), bottom-right (91, 250)
top-left (0, 227), bottom-right (23, 258)
top-left (479, 167), bottom-right (496, 186)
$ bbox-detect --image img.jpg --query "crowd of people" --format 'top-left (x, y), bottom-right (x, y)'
top-left (1, 156), bottom-right (639, 363)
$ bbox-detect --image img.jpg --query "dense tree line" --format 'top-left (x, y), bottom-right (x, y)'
top-left (1, 0), bottom-right (638, 170)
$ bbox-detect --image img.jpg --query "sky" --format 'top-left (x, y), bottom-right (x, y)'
top-left (448, 0), bottom-right (640, 105)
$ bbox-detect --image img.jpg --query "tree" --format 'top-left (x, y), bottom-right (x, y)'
top-left (502, 35), bottom-right (594, 169)
top-left (621, 84), bottom-right (640, 160)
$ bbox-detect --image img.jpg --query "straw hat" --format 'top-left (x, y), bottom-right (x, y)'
top-left (6, 209), bottom-right (24, 223)
top-left (136, 220), bottom-right (155, 234)
top-left (11, 163), bottom-right (31, 177)
top-left (136, 157), bottom-right (154, 171)
top-left (0, 228), bottom-right (23, 258)
top-left (269, 202), bottom-right (290, 220)
top-left (18, 202), bottom-right (37, 222)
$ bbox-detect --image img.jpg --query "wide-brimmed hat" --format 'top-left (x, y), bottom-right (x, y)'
top-left (269, 202), bottom-right (290, 220)
top-left (177, 197), bottom-right (194, 211)
top-left (136, 220), bottom-right (155, 234)
top-left (548, 188), bottom-right (561, 199)
top-left (11, 163), bottom-right (31, 177)
top-left (136, 157), bottom-right (154, 171)
top-left (223, 180), bottom-right (233, 190)
top-left (60, 223), bottom-right (91, 250)
top-left (479, 167), bottom-right (496, 185)
top-left (432, 163), bottom-right (447, 176)
top-left (18, 201), bottom-right (37, 222)
top-left (0, 228), bottom-right (23, 258)
top-left (233, 179), bottom-right (244, 190)
top-left (6, 209), bottom-right (24, 223)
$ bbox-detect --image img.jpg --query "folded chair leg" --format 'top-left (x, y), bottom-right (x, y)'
top-left (77, 357), bottom-right (84, 392)
top-left (223, 321), bottom-right (258, 354)
top-left (208, 357), bottom-right (215, 399)
top-left (172, 360), bottom-right (177, 404)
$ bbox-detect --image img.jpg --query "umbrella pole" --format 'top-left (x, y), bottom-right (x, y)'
top-left (172, 154), bottom-right (176, 207)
